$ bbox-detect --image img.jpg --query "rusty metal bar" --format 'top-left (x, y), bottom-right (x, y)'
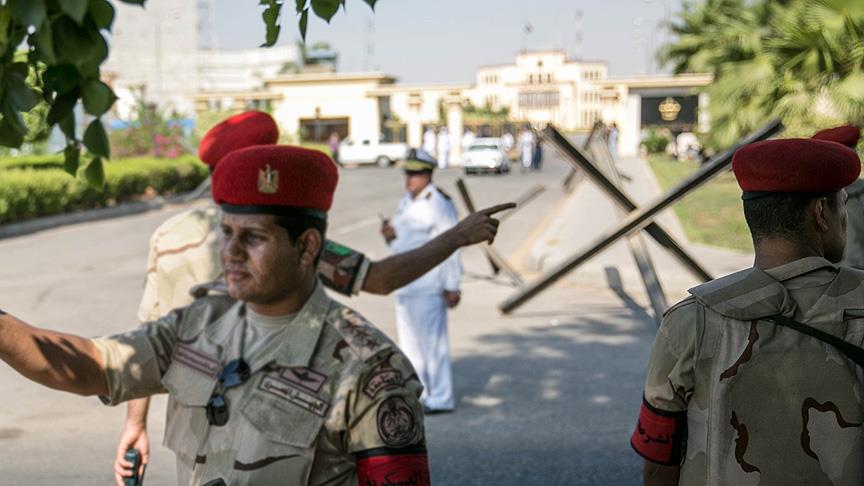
top-left (499, 184), bottom-right (546, 222)
top-left (455, 178), bottom-right (525, 287)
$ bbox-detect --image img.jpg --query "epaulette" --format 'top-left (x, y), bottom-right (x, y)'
top-left (662, 295), bottom-right (698, 318)
top-left (329, 305), bottom-right (394, 363)
top-left (436, 187), bottom-right (452, 201)
top-left (189, 278), bottom-right (229, 299)
top-left (688, 267), bottom-right (788, 320)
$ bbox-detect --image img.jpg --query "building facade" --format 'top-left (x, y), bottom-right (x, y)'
top-left (190, 49), bottom-right (712, 162)
top-left (472, 50), bottom-right (608, 130)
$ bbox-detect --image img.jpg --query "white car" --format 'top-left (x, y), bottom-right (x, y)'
top-left (462, 138), bottom-right (510, 175)
top-left (339, 138), bottom-right (408, 167)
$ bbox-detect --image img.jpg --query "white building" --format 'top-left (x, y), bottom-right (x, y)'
top-left (191, 49), bottom-right (712, 161)
top-left (471, 50), bottom-right (608, 130)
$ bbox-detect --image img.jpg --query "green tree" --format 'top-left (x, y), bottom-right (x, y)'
top-left (0, 0), bottom-right (377, 187)
top-left (280, 40), bottom-right (335, 73)
top-left (662, 0), bottom-right (864, 149)
top-left (463, 101), bottom-right (510, 121)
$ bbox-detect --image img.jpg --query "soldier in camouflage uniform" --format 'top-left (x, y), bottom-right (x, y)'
top-left (115, 113), bottom-right (513, 483)
top-left (0, 144), bottom-right (438, 485)
top-left (631, 137), bottom-right (864, 485)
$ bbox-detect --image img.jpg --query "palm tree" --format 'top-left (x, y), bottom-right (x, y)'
top-left (662, 0), bottom-right (864, 150)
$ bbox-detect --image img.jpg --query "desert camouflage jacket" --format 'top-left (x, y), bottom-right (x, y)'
top-left (632, 257), bottom-right (864, 486)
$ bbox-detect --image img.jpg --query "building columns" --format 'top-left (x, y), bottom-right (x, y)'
top-left (445, 95), bottom-right (464, 165)
top-left (407, 94), bottom-right (423, 148)
top-left (698, 92), bottom-right (710, 134)
top-left (620, 92), bottom-right (641, 157)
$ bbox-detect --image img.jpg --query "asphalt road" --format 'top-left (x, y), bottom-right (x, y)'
top-left (0, 153), bottom-right (654, 485)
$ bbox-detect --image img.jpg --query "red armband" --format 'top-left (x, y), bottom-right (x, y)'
top-left (355, 446), bottom-right (430, 486)
top-left (630, 396), bottom-right (687, 466)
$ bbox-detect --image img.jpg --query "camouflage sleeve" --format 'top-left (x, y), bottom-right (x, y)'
top-left (91, 308), bottom-right (182, 406)
top-left (631, 298), bottom-right (699, 466)
top-left (136, 230), bottom-right (163, 323)
top-left (348, 352), bottom-right (430, 486)
top-left (317, 240), bottom-right (370, 297)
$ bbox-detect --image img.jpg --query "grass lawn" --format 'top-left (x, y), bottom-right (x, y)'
top-left (648, 155), bottom-right (753, 252)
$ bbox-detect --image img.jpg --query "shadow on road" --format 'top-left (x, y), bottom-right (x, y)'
top-left (427, 310), bottom-right (654, 485)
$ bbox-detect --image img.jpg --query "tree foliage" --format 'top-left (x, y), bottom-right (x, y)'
top-left (0, 0), bottom-right (374, 187)
top-left (662, 0), bottom-right (864, 149)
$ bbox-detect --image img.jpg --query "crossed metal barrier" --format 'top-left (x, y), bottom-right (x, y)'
top-left (498, 119), bottom-right (784, 315)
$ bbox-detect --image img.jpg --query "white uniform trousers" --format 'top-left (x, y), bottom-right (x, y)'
top-left (395, 294), bottom-right (454, 410)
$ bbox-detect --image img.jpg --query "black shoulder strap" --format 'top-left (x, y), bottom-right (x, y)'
top-left (766, 314), bottom-right (864, 369)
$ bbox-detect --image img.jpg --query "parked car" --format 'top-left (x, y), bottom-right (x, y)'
top-left (462, 138), bottom-right (510, 175)
top-left (339, 137), bottom-right (408, 167)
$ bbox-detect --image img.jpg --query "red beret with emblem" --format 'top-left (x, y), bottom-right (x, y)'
top-left (811, 124), bottom-right (860, 148)
top-left (212, 145), bottom-right (338, 218)
top-left (198, 111), bottom-right (280, 167)
top-left (732, 138), bottom-right (860, 197)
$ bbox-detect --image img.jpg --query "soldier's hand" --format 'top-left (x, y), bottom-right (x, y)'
top-left (452, 202), bottom-right (517, 246)
top-left (380, 220), bottom-right (397, 243)
top-left (113, 422), bottom-right (149, 486)
top-left (444, 290), bottom-right (461, 308)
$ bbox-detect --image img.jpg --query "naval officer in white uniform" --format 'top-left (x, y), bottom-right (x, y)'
top-left (380, 149), bottom-right (462, 413)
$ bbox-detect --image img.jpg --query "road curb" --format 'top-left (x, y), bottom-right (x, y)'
top-left (0, 198), bottom-right (169, 240)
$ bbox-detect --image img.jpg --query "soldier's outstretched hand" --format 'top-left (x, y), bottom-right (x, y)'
top-left (453, 202), bottom-right (517, 246)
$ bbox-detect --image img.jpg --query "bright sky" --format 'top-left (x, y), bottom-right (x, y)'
top-left (213, 0), bottom-right (686, 83)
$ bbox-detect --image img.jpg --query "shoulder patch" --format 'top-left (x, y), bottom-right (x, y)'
top-left (364, 368), bottom-right (404, 399)
top-left (330, 306), bottom-right (394, 362)
top-left (376, 396), bottom-right (419, 447)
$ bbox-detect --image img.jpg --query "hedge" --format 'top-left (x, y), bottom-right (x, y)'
top-left (0, 154), bottom-right (67, 171)
top-left (0, 156), bottom-right (208, 224)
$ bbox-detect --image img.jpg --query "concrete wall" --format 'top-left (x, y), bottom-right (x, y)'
top-left (270, 80), bottom-right (382, 143)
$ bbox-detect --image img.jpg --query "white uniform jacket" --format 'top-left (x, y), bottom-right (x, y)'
top-left (389, 183), bottom-right (462, 296)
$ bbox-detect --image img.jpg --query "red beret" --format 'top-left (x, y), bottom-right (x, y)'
top-left (732, 138), bottom-right (860, 195)
top-left (812, 124), bottom-right (860, 148)
top-left (212, 145), bottom-right (338, 216)
top-left (198, 111), bottom-right (279, 167)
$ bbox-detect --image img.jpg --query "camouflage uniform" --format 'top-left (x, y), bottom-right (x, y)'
top-left (137, 206), bottom-right (222, 323)
top-left (94, 281), bottom-right (427, 486)
top-left (632, 257), bottom-right (864, 485)
top-left (138, 206), bottom-right (371, 322)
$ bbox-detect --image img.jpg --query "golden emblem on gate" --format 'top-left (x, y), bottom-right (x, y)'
top-left (258, 164), bottom-right (279, 193)
top-left (659, 97), bottom-right (681, 121)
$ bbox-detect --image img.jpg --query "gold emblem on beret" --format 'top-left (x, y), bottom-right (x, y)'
top-left (659, 97), bottom-right (681, 121)
top-left (258, 164), bottom-right (279, 194)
